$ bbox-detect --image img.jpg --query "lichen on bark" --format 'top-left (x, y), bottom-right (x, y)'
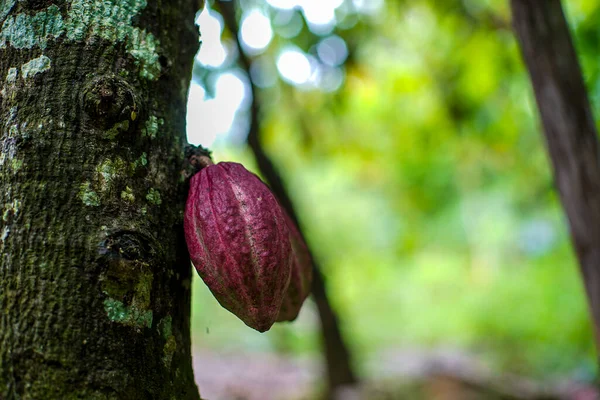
top-left (0, 0), bottom-right (164, 80)
top-left (20, 55), bottom-right (51, 80)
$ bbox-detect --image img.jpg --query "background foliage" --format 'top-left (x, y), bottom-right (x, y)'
top-left (187, 0), bottom-right (600, 382)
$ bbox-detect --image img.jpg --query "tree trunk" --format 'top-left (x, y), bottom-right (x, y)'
top-left (511, 0), bottom-right (600, 347)
top-left (0, 1), bottom-right (201, 399)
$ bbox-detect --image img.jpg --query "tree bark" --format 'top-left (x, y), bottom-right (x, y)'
top-left (217, 1), bottom-right (358, 394)
top-left (0, 1), bottom-right (201, 399)
top-left (511, 0), bottom-right (600, 346)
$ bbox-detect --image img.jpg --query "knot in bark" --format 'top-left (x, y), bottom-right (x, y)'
top-left (82, 75), bottom-right (140, 133)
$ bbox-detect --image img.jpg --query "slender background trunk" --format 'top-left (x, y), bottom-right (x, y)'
top-left (217, 1), bottom-right (358, 394)
top-left (511, 0), bottom-right (600, 348)
top-left (0, 1), bottom-right (201, 398)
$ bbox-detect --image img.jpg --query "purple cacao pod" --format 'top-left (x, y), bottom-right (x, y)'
top-left (276, 213), bottom-right (313, 322)
top-left (184, 162), bottom-right (293, 332)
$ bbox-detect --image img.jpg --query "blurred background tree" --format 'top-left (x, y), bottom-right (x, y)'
top-left (187, 0), bottom-right (600, 398)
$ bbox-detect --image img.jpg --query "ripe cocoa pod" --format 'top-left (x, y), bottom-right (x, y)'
top-left (184, 162), bottom-right (293, 332)
top-left (277, 213), bottom-right (313, 322)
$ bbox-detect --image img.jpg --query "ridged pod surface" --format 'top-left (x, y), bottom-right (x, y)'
top-left (184, 162), bottom-right (292, 332)
top-left (277, 213), bottom-right (313, 322)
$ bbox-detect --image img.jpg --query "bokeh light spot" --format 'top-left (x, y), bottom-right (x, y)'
top-left (240, 10), bottom-right (273, 54)
top-left (276, 48), bottom-right (312, 85)
top-left (317, 35), bottom-right (348, 67)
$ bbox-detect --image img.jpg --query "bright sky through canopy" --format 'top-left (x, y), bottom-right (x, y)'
top-left (186, 0), bottom-right (372, 147)
top-left (195, 6), bottom-right (226, 68)
top-left (186, 72), bottom-right (248, 147)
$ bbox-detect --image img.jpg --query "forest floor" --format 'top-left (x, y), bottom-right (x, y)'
top-left (192, 348), bottom-right (599, 400)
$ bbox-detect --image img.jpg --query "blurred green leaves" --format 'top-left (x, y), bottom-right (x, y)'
top-left (191, 0), bottom-right (600, 380)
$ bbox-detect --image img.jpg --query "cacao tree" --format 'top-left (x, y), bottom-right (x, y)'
top-left (0, 1), bottom-right (201, 398)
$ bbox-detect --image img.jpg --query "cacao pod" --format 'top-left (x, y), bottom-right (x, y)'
top-left (184, 162), bottom-right (292, 332)
top-left (277, 213), bottom-right (313, 322)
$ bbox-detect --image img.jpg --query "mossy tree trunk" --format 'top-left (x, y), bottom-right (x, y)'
top-left (0, 1), bottom-right (201, 399)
